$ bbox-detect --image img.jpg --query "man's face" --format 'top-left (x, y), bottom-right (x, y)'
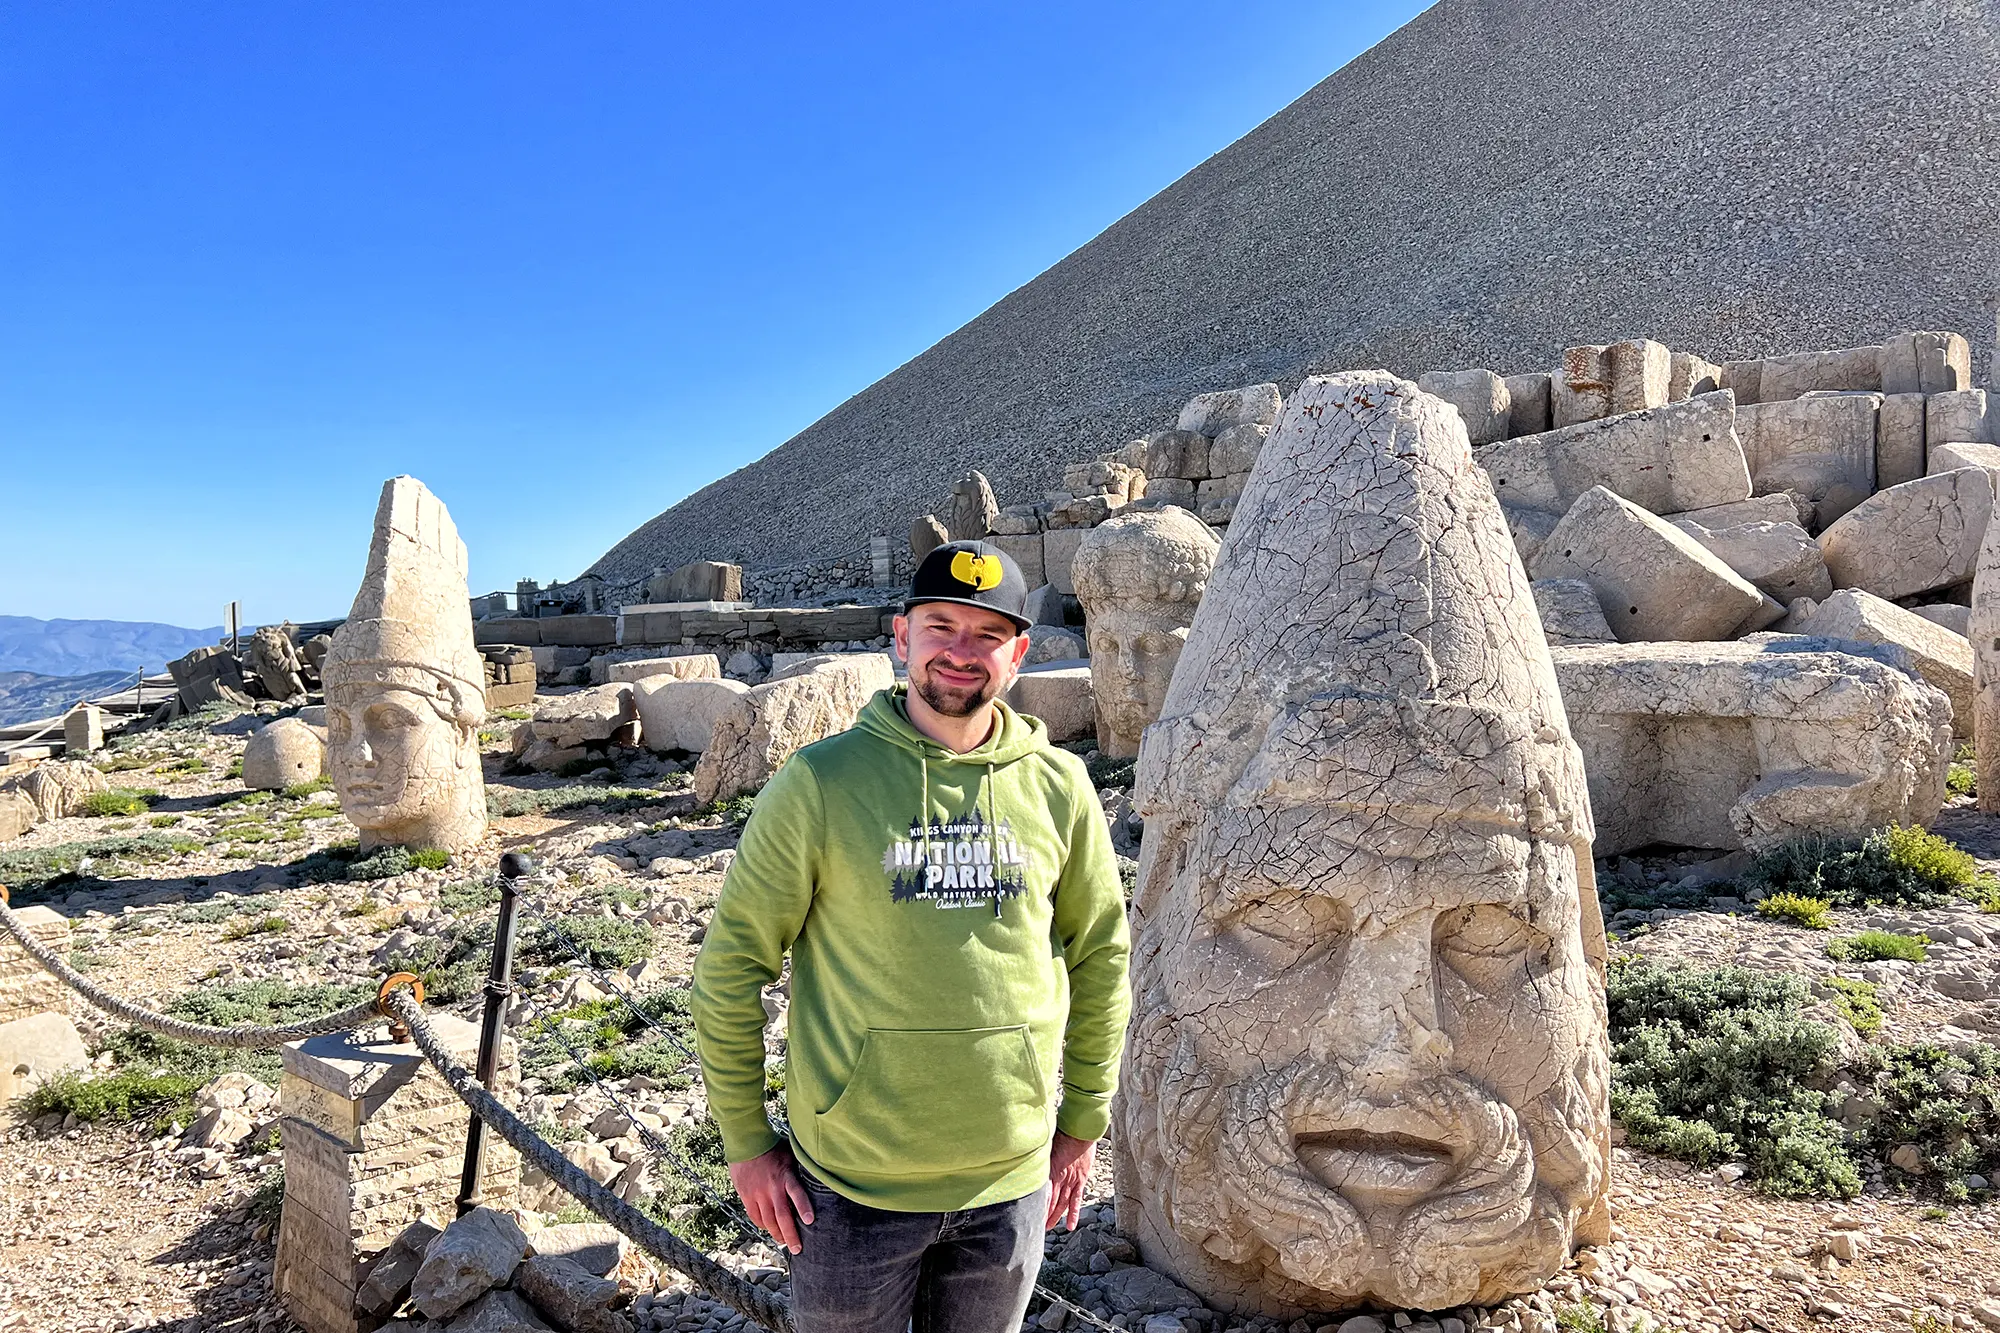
top-left (326, 685), bottom-right (466, 831)
top-left (1087, 607), bottom-right (1191, 756)
top-left (894, 603), bottom-right (1030, 719)
top-left (1120, 798), bottom-right (1608, 1312)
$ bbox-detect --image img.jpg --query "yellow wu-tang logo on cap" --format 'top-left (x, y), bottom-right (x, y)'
top-left (950, 550), bottom-right (1005, 591)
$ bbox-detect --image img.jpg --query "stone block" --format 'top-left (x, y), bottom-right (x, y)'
top-left (1881, 331), bottom-right (1972, 395)
top-left (1929, 389), bottom-right (1991, 445)
top-left (1818, 468), bottom-right (1995, 600)
top-left (1062, 460), bottom-right (1141, 502)
top-left (242, 717), bottom-right (330, 790)
top-left (536, 616), bottom-right (618, 648)
top-left (988, 503), bottom-right (1044, 536)
top-left (0, 904), bottom-right (71, 1024)
top-left (1141, 478), bottom-right (1197, 508)
top-left (1206, 424), bottom-right (1268, 478)
top-left (531, 684), bottom-right (636, 749)
top-left (1047, 494), bottom-right (1118, 530)
top-left (474, 619), bottom-right (543, 647)
top-left (1043, 528), bottom-right (1087, 596)
top-left (1023, 584), bottom-right (1065, 627)
top-left (1417, 368), bottom-right (1510, 444)
top-left (512, 1254), bottom-right (626, 1333)
top-left (1531, 579), bottom-right (1615, 645)
top-left (1877, 393), bottom-right (1928, 489)
top-left (1126, 429), bottom-right (1210, 481)
top-left (0, 1012), bottom-right (87, 1105)
top-left (645, 560), bottom-right (742, 605)
top-left (606, 655), bottom-right (722, 685)
top-left (1177, 383), bottom-right (1282, 436)
top-left (1663, 494), bottom-right (1801, 528)
top-left (1531, 486), bottom-right (1764, 641)
top-left (1024, 626), bottom-right (1086, 666)
top-left (1502, 504), bottom-right (1561, 566)
top-left (1793, 589), bottom-right (1975, 738)
top-left (1758, 344), bottom-right (1882, 401)
top-left (1737, 394), bottom-right (1879, 528)
top-left (1928, 440), bottom-right (2000, 475)
top-left (525, 1223), bottom-right (629, 1278)
top-left (1004, 664), bottom-right (1094, 744)
top-left (988, 533), bottom-right (1047, 589)
top-left (1721, 359), bottom-right (1763, 406)
top-left (1912, 604), bottom-right (1971, 636)
top-left (411, 1207), bottom-right (529, 1320)
top-left (1668, 515), bottom-right (1833, 602)
top-left (1551, 339), bottom-right (1670, 425)
top-left (1503, 372), bottom-right (1552, 437)
top-left (1553, 639), bottom-right (1951, 853)
top-left (1476, 391), bottom-right (1750, 517)
top-left (1669, 351), bottom-right (1723, 401)
top-left (62, 705), bottom-right (103, 755)
top-left (692, 655), bottom-right (895, 803)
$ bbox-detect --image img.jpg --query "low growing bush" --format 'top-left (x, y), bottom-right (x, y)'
top-left (486, 784), bottom-right (671, 818)
top-left (1861, 1041), bottom-right (2000, 1190)
top-left (1822, 977), bottom-right (1883, 1036)
top-left (1755, 892), bottom-right (1835, 929)
top-left (1826, 930), bottom-right (1929, 963)
top-left (80, 788), bottom-right (157, 818)
top-left (1744, 826), bottom-right (1977, 909)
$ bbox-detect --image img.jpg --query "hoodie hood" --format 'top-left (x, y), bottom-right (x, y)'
top-left (853, 684), bottom-right (1050, 766)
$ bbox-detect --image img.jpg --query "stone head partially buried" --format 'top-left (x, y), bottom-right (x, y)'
top-left (1113, 373), bottom-right (1611, 1316)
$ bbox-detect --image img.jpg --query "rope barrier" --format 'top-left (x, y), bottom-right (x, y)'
top-left (382, 987), bottom-right (796, 1333)
top-left (0, 892), bottom-right (388, 1048)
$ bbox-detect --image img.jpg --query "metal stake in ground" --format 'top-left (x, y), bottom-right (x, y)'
top-left (458, 850), bottom-right (532, 1215)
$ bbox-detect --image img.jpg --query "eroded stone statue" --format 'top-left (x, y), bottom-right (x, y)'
top-left (1114, 372), bottom-right (1611, 1315)
top-left (324, 476), bottom-right (487, 854)
top-left (1072, 508), bottom-right (1220, 759)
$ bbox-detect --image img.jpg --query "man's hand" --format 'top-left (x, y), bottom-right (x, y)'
top-left (1046, 1131), bottom-right (1096, 1231)
top-left (727, 1143), bottom-right (816, 1254)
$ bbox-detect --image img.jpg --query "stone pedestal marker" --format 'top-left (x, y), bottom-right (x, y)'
top-left (0, 905), bottom-right (70, 1023)
top-left (275, 1015), bottom-right (518, 1333)
top-left (62, 705), bottom-right (104, 755)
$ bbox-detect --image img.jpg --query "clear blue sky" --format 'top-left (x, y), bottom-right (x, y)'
top-left (3, 1), bottom-right (1422, 630)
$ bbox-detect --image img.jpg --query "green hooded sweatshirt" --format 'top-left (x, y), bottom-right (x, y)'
top-left (690, 685), bottom-right (1131, 1212)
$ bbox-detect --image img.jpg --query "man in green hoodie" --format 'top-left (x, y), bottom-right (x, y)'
top-left (692, 540), bottom-right (1131, 1333)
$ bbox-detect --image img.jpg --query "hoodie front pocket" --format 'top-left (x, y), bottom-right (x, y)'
top-left (813, 1026), bottom-right (1051, 1177)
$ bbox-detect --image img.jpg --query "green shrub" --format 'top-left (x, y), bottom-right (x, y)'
top-left (151, 756), bottom-right (208, 774)
top-left (639, 1115), bottom-right (747, 1250)
top-left (1947, 761), bottom-right (1977, 798)
top-left (102, 978), bottom-right (375, 1086)
top-left (695, 793), bottom-right (757, 828)
top-left (175, 893), bottom-right (282, 925)
top-left (1972, 880), bottom-right (2000, 914)
top-left (19, 1069), bottom-right (206, 1130)
top-left (1860, 1042), bottom-right (2000, 1184)
top-left (1744, 826), bottom-right (1977, 909)
top-left (491, 707), bottom-right (533, 722)
top-left (79, 788), bottom-right (157, 818)
top-left (486, 784), bottom-right (671, 818)
top-left (1755, 892), bottom-right (1835, 929)
top-left (0, 835), bottom-right (201, 904)
top-left (438, 879), bottom-right (501, 917)
top-left (220, 914), bottom-right (290, 941)
top-left (1552, 1307), bottom-right (1606, 1333)
top-left (1823, 977), bottom-right (1883, 1036)
top-left (1606, 960), bottom-right (1859, 1198)
top-left (1827, 930), bottom-right (1929, 963)
top-left (409, 847), bottom-right (451, 871)
top-left (147, 813), bottom-right (181, 828)
top-left (523, 915), bottom-right (655, 971)
top-left (281, 775), bottom-right (333, 799)
top-left (518, 990), bottom-right (696, 1093)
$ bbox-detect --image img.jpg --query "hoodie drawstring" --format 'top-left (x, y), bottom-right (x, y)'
top-left (920, 751), bottom-right (1005, 918)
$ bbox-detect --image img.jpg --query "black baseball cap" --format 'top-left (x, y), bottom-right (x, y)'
top-left (906, 541), bottom-right (1031, 631)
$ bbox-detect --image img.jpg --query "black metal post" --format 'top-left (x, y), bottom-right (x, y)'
top-left (457, 851), bottom-right (532, 1215)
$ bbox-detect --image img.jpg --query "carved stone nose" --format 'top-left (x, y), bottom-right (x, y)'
top-left (1309, 913), bottom-right (1453, 1077)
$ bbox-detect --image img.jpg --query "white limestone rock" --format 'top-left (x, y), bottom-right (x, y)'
top-left (1737, 394), bottom-right (1879, 528)
top-left (1668, 515), bottom-right (1833, 602)
top-left (1880, 331), bottom-right (1972, 395)
top-left (1003, 664), bottom-right (1094, 744)
top-left (1531, 578), bottom-right (1616, 645)
top-left (410, 1207), bottom-right (530, 1321)
top-left (692, 654), bottom-right (894, 804)
top-left (1818, 467), bottom-right (1996, 601)
top-left (1912, 604), bottom-right (1972, 637)
top-left (1476, 391), bottom-right (1751, 518)
top-left (605, 655), bottom-right (721, 685)
top-left (634, 678), bottom-right (752, 755)
top-left (240, 717), bottom-right (328, 791)
top-left (1550, 339), bottom-right (1670, 425)
top-left (1177, 383), bottom-right (1282, 436)
top-left (533, 684), bottom-right (638, 750)
top-left (0, 1013), bottom-right (88, 1105)
top-left (1927, 440), bottom-right (2000, 475)
top-left (1531, 486), bottom-right (1764, 642)
top-left (1792, 589), bottom-right (1975, 738)
top-left (1416, 368), bottom-right (1510, 445)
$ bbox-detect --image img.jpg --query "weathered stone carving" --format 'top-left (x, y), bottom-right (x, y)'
top-left (323, 477), bottom-right (487, 855)
top-left (1072, 509), bottom-right (1220, 759)
top-left (1115, 373), bottom-right (1611, 1315)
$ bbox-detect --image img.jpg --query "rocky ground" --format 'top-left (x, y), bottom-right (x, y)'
top-left (1, 703), bottom-right (1997, 1332)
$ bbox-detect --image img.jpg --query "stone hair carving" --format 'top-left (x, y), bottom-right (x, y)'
top-left (324, 477), bottom-right (488, 855)
top-left (1072, 507), bottom-right (1221, 760)
top-left (1113, 373), bottom-right (1611, 1316)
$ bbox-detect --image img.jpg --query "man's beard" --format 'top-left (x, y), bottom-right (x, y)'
top-left (1138, 1036), bottom-right (1600, 1310)
top-left (913, 658), bottom-right (999, 717)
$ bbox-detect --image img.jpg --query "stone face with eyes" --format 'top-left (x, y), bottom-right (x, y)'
top-left (1072, 507), bottom-right (1220, 759)
top-left (326, 679), bottom-right (486, 854)
top-left (1110, 372), bottom-right (1610, 1316)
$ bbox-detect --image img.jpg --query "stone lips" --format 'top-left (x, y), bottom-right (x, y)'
top-left (1116, 373), bottom-right (1610, 1315)
top-left (587, 0), bottom-right (2000, 583)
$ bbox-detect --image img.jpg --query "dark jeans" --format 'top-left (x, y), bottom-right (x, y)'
top-left (788, 1166), bottom-right (1049, 1333)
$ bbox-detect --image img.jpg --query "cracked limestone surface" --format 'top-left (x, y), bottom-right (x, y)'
top-left (1073, 508), bottom-right (1221, 760)
top-left (1113, 372), bottom-right (1611, 1316)
top-left (323, 475), bottom-right (489, 854)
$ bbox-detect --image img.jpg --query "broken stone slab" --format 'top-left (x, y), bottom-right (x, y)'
top-left (1792, 589), bottom-right (1975, 738)
top-left (1663, 493), bottom-right (1802, 528)
top-left (1121, 429), bottom-right (1210, 481)
top-left (0, 1013), bottom-right (88, 1105)
top-left (1668, 516), bottom-right (1833, 602)
top-left (1207, 423), bottom-right (1269, 477)
top-left (1551, 339), bottom-right (1671, 425)
top-left (1476, 390), bottom-right (1751, 517)
top-left (988, 503), bottom-right (1044, 537)
top-left (1737, 592), bottom-right (1788, 636)
top-left (692, 654), bottom-right (895, 804)
top-left (986, 533), bottom-right (1047, 589)
top-left (1003, 664), bottom-right (1093, 744)
top-left (522, 1223), bottom-right (629, 1279)
top-left (410, 1206), bottom-right (530, 1321)
top-left (1176, 383), bottom-right (1282, 436)
top-left (634, 677), bottom-right (753, 755)
top-left (1022, 584), bottom-right (1066, 627)
top-left (1047, 494), bottom-right (1120, 530)
top-left (356, 1220), bottom-right (444, 1317)
top-left (1928, 389), bottom-right (1991, 445)
top-left (532, 684), bottom-right (638, 750)
top-left (240, 717), bottom-right (328, 791)
top-left (1738, 394), bottom-right (1879, 528)
top-left (448, 1288), bottom-right (555, 1332)
top-left (605, 655), bottom-right (721, 685)
top-left (1669, 350), bottom-right (1724, 401)
top-left (1913, 604), bottom-right (1971, 636)
top-left (1818, 467), bottom-right (1996, 600)
top-left (645, 560), bottom-right (742, 605)
top-left (1877, 392), bottom-right (1929, 489)
top-left (1551, 639), bottom-right (1951, 854)
top-left (513, 1255), bottom-right (632, 1333)
top-left (1531, 486), bottom-right (1765, 641)
top-left (1927, 440), bottom-right (2000, 475)
top-left (1881, 331), bottom-right (1972, 396)
top-left (1504, 371), bottom-right (1552, 437)
top-left (1502, 504), bottom-right (1561, 566)
top-left (1416, 368), bottom-right (1510, 444)
top-left (1532, 579), bottom-right (1616, 644)
top-left (3, 762), bottom-right (108, 822)
top-left (1758, 345), bottom-right (1882, 401)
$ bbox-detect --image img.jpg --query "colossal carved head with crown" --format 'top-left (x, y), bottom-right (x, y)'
top-left (1112, 374), bottom-right (1611, 1316)
top-left (323, 477), bottom-right (488, 855)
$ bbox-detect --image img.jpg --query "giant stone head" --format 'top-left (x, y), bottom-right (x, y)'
top-left (323, 477), bottom-right (488, 855)
top-left (1073, 507), bottom-right (1221, 759)
top-left (1113, 373), bottom-right (1611, 1316)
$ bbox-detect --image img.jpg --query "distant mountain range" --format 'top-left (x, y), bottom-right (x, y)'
top-left (0, 616), bottom-right (222, 677)
top-left (0, 670), bottom-right (137, 728)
